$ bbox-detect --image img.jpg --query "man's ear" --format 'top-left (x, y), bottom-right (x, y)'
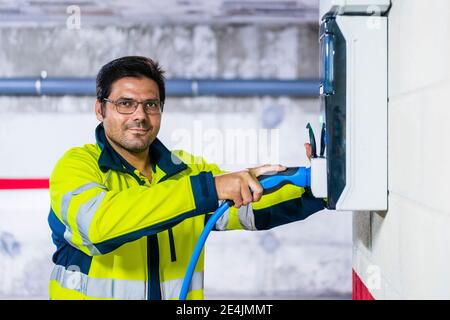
top-left (95, 99), bottom-right (104, 122)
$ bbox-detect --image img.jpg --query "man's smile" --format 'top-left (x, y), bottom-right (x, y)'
top-left (128, 127), bottom-right (151, 134)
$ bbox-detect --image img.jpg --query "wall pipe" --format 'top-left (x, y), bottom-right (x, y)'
top-left (0, 77), bottom-right (319, 97)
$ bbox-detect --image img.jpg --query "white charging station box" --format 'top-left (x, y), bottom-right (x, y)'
top-left (337, 16), bottom-right (387, 211)
top-left (319, 0), bottom-right (389, 211)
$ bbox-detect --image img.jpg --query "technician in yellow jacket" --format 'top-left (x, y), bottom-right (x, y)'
top-left (48, 56), bottom-right (326, 300)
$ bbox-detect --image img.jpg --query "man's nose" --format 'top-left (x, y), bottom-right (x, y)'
top-left (132, 103), bottom-right (147, 120)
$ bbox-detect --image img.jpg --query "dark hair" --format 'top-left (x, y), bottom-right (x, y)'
top-left (96, 56), bottom-right (166, 112)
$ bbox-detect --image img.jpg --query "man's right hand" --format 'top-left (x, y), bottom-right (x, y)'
top-left (213, 164), bottom-right (286, 208)
top-left (213, 170), bottom-right (263, 209)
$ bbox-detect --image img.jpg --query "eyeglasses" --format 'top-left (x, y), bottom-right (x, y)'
top-left (103, 98), bottom-right (163, 115)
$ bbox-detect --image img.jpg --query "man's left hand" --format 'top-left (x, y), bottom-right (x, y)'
top-left (248, 164), bottom-right (287, 178)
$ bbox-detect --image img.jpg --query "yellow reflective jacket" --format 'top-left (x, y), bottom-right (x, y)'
top-left (48, 123), bottom-right (325, 300)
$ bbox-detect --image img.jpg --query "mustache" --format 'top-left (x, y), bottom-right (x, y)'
top-left (126, 122), bottom-right (151, 130)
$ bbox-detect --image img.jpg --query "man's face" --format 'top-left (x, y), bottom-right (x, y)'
top-left (95, 76), bottom-right (162, 154)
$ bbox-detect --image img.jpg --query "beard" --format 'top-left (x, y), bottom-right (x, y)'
top-left (108, 122), bottom-right (156, 154)
top-left (112, 136), bottom-right (152, 154)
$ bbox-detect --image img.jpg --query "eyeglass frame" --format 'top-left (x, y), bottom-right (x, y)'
top-left (102, 97), bottom-right (164, 115)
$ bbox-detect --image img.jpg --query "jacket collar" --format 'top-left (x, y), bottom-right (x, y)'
top-left (95, 123), bottom-right (187, 182)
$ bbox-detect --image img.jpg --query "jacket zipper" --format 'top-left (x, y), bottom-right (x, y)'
top-left (147, 235), bottom-right (161, 300)
top-left (168, 228), bottom-right (177, 262)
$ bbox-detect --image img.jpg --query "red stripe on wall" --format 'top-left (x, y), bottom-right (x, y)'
top-left (352, 269), bottom-right (375, 300)
top-left (0, 179), bottom-right (49, 190)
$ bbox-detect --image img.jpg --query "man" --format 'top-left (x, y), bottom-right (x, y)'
top-left (48, 56), bottom-right (325, 300)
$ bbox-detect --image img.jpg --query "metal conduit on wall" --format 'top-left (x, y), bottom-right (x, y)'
top-left (0, 78), bottom-right (319, 97)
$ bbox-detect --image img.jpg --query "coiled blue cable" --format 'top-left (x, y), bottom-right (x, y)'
top-left (179, 166), bottom-right (311, 300)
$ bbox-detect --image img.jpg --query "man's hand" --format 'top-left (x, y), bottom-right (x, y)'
top-left (214, 164), bottom-right (286, 208)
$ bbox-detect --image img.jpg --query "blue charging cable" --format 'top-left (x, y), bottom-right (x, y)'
top-left (179, 166), bottom-right (311, 300)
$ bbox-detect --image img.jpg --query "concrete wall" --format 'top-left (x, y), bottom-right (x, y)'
top-left (353, 0), bottom-right (450, 299)
top-left (0, 23), bottom-right (352, 299)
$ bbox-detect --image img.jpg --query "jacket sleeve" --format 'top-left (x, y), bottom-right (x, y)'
top-left (49, 147), bottom-right (219, 256)
top-left (211, 186), bottom-right (326, 231)
top-left (195, 157), bottom-right (327, 231)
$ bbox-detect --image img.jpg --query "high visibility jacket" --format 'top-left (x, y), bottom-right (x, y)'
top-left (48, 123), bottom-right (325, 300)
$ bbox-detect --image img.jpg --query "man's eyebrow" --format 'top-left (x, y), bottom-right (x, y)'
top-left (116, 96), bottom-right (134, 100)
top-left (117, 96), bottom-right (159, 100)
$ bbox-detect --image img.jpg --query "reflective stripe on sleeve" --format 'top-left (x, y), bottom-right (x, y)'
top-left (215, 204), bottom-right (257, 231)
top-left (60, 182), bottom-right (108, 254)
top-left (237, 204), bottom-right (257, 231)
